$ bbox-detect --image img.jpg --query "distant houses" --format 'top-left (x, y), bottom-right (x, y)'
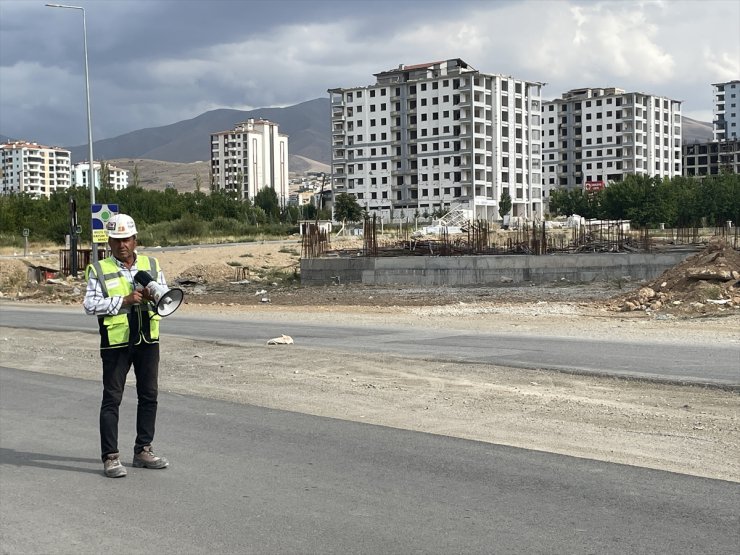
top-left (3, 74), bottom-right (737, 216)
top-left (0, 140), bottom-right (129, 198)
top-left (1, 141), bottom-right (71, 198)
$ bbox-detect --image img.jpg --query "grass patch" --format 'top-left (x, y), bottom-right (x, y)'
top-left (278, 246), bottom-right (300, 256)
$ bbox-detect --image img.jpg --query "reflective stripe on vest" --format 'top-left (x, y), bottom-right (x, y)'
top-left (89, 256), bottom-right (161, 348)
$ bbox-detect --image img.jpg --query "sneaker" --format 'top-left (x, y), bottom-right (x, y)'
top-left (103, 454), bottom-right (127, 478)
top-left (132, 445), bottom-right (169, 469)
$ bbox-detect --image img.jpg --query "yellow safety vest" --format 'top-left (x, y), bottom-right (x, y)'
top-left (86, 255), bottom-right (161, 349)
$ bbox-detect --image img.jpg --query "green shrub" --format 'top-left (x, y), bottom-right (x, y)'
top-left (170, 217), bottom-right (206, 237)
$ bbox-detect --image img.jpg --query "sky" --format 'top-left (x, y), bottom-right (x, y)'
top-left (1, 0), bottom-right (738, 147)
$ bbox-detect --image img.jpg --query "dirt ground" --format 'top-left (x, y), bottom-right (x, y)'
top-left (1, 239), bottom-right (738, 482)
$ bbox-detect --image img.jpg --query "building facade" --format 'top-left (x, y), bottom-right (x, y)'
top-left (542, 88), bottom-right (682, 196)
top-left (328, 58), bottom-right (545, 223)
top-left (683, 139), bottom-right (740, 177)
top-left (713, 80), bottom-right (740, 141)
top-left (71, 161), bottom-right (129, 191)
top-left (0, 141), bottom-right (71, 198)
top-left (210, 119), bottom-right (289, 205)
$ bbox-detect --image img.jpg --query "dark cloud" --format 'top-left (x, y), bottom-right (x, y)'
top-left (0, 0), bottom-right (736, 146)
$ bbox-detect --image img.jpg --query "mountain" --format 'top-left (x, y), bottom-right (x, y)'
top-left (5, 102), bottom-right (714, 170)
top-left (67, 97), bottom-right (331, 166)
top-left (682, 116), bottom-right (714, 144)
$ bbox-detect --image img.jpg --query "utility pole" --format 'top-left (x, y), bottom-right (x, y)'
top-left (69, 197), bottom-right (79, 277)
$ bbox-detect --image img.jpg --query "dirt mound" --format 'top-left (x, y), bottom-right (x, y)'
top-left (610, 241), bottom-right (740, 316)
top-left (0, 260), bottom-right (27, 295)
top-left (174, 263), bottom-right (239, 284)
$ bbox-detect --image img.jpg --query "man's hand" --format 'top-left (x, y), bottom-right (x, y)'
top-left (141, 286), bottom-right (156, 303)
top-left (121, 290), bottom-right (145, 307)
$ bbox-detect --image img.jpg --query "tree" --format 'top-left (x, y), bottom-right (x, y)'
top-left (254, 186), bottom-right (280, 220)
top-left (333, 192), bottom-right (363, 223)
top-left (99, 161), bottom-right (111, 189)
top-left (236, 170), bottom-right (244, 199)
top-left (498, 189), bottom-right (512, 219)
top-left (194, 173), bottom-right (202, 193)
top-left (132, 163), bottom-right (140, 188)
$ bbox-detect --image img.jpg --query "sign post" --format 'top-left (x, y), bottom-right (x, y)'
top-left (22, 228), bottom-right (29, 256)
top-left (69, 197), bottom-right (79, 276)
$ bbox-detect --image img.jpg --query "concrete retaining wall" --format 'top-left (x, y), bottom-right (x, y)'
top-left (300, 251), bottom-right (695, 286)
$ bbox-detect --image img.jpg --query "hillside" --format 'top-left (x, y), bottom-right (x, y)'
top-left (5, 101), bottom-right (713, 173)
top-left (110, 159), bottom-right (210, 193)
top-left (109, 157), bottom-right (330, 193)
top-left (68, 98), bottom-right (331, 165)
top-left (682, 116), bottom-right (714, 144)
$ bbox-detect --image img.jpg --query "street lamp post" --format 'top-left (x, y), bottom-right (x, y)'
top-left (46, 3), bottom-right (97, 264)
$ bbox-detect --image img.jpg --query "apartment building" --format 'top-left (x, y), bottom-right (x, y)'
top-left (542, 88), bottom-right (682, 196)
top-left (328, 58), bottom-right (545, 223)
top-left (210, 119), bottom-right (289, 205)
top-left (713, 80), bottom-right (740, 141)
top-left (71, 161), bottom-right (129, 191)
top-left (683, 139), bottom-right (740, 177)
top-left (0, 141), bottom-right (71, 198)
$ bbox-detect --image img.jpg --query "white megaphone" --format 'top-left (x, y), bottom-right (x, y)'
top-left (134, 271), bottom-right (184, 317)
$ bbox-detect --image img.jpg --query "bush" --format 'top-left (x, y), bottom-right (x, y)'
top-left (170, 216), bottom-right (206, 237)
top-left (209, 217), bottom-right (246, 236)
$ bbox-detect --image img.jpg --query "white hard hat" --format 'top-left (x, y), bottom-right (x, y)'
top-left (106, 213), bottom-right (137, 238)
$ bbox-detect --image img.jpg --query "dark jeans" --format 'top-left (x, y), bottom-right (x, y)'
top-left (100, 342), bottom-right (160, 461)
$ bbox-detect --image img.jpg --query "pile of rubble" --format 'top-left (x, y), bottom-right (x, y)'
top-left (174, 263), bottom-right (241, 285)
top-left (613, 241), bottom-right (740, 315)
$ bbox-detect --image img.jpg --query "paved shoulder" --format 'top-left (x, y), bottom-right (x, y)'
top-left (1, 367), bottom-right (738, 554)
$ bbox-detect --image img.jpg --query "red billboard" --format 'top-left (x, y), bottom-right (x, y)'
top-left (584, 180), bottom-right (605, 192)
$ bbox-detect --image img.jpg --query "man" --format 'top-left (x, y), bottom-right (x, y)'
top-left (83, 213), bottom-right (169, 478)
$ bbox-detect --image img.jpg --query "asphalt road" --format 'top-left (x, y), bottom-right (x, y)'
top-left (2, 305), bottom-right (739, 387)
top-left (1, 367), bottom-right (738, 554)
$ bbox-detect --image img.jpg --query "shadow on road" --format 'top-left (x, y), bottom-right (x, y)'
top-left (0, 447), bottom-right (101, 475)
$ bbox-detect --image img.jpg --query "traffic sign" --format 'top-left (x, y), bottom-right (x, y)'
top-left (91, 204), bottom-right (119, 244)
top-left (22, 228), bottom-right (29, 237)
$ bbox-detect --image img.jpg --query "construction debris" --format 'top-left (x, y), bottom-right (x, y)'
top-left (611, 241), bottom-right (740, 315)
